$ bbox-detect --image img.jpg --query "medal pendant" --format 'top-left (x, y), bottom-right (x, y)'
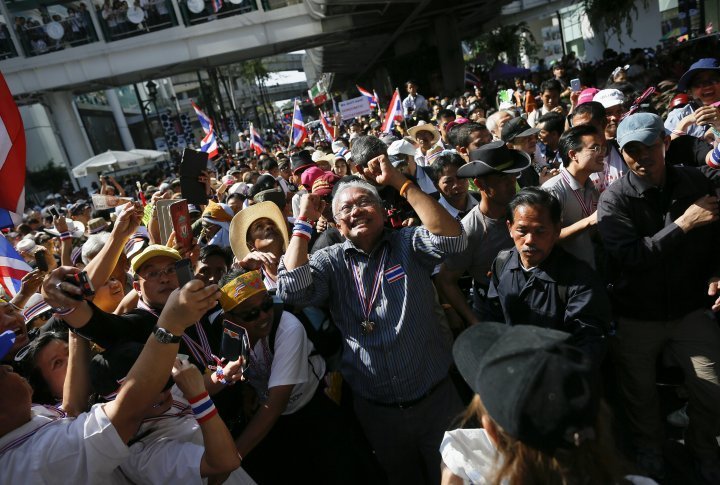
top-left (361, 320), bottom-right (375, 335)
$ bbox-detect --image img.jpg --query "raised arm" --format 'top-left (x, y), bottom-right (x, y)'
top-left (62, 332), bottom-right (91, 417)
top-left (172, 360), bottom-right (242, 477)
top-left (104, 279), bottom-right (221, 443)
top-left (84, 202), bottom-right (143, 290)
top-left (362, 155), bottom-right (462, 237)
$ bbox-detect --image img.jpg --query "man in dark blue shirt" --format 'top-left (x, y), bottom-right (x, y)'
top-left (485, 187), bottom-right (609, 364)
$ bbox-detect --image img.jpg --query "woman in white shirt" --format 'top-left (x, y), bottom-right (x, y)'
top-left (442, 323), bottom-right (654, 485)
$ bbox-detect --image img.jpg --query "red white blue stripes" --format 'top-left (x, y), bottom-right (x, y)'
top-left (0, 234), bottom-right (31, 297)
top-left (356, 85), bottom-right (378, 109)
top-left (291, 99), bottom-right (307, 147)
top-left (381, 89), bottom-right (403, 134)
top-left (250, 123), bottom-right (265, 155)
top-left (188, 391), bottom-right (217, 424)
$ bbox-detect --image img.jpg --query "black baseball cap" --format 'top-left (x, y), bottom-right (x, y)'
top-left (453, 322), bottom-right (599, 452)
top-left (501, 117), bottom-right (540, 142)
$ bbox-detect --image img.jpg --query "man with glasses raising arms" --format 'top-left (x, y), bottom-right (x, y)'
top-left (277, 155), bottom-right (467, 485)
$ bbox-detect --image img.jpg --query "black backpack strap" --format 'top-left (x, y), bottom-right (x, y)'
top-left (268, 302), bottom-right (284, 355)
top-left (490, 249), bottom-right (514, 286)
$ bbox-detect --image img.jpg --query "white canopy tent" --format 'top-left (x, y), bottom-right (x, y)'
top-left (72, 150), bottom-right (168, 178)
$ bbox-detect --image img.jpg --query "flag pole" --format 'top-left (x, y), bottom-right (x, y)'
top-left (287, 99), bottom-right (295, 151)
top-left (398, 88), bottom-right (409, 133)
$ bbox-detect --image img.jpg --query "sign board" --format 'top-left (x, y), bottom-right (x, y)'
top-left (339, 96), bottom-right (371, 120)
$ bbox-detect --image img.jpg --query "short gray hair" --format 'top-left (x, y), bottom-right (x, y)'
top-left (332, 180), bottom-right (382, 217)
top-left (82, 233), bottom-right (111, 265)
top-left (486, 110), bottom-right (516, 134)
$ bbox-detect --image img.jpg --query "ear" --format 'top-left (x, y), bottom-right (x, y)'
top-left (567, 149), bottom-right (578, 163)
top-left (506, 219), bottom-right (513, 235)
top-left (663, 134), bottom-right (671, 151)
top-left (132, 280), bottom-right (141, 294)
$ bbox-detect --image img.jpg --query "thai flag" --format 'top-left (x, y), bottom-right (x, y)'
top-left (465, 70), bottom-right (481, 87)
top-left (356, 85), bottom-right (378, 109)
top-left (380, 89), bottom-right (403, 133)
top-left (201, 122), bottom-right (219, 159)
top-left (319, 110), bottom-right (334, 142)
top-left (211, 0), bottom-right (222, 13)
top-left (191, 100), bottom-right (213, 136)
top-left (291, 100), bottom-right (307, 147)
top-left (250, 123), bottom-right (265, 155)
top-left (0, 234), bottom-right (31, 297)
top-left (385, 264), bottom-right (406, 283)
top-left (0, 72), bottom-right (26, 230)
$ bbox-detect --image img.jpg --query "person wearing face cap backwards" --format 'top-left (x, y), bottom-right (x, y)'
top-left (441, 323), bottom-right (649, 485)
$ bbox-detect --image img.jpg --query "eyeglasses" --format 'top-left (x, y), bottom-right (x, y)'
top-left (583, 145), bottom-right (607, 155)
top-left (139, 264), bottom-right (177, 281)
top-left (229, 296), bottom-right (274, 323)
top-left (334, 197), bottom-right (378, 219)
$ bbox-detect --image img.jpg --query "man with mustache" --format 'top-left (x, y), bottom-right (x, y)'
top-left (483, 187), bottom-right (609, 364)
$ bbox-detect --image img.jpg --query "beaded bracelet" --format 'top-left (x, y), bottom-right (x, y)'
top-left (188, 391), bottom-right (218, 424)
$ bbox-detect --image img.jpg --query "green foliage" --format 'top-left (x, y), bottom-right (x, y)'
top-left (27, 161), bottom-right (70, 193)
top-left (468, 22), bottom-right (537, 68)
top-left (584, 0), bottom-right (649, 43)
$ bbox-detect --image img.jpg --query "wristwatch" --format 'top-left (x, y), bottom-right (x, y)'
top-left (152, 326), bottom-right (182, 344)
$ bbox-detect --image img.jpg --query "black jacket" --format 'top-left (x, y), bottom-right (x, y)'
top-left (597, 165), bottom-right (720, 320)
top-left (485, 246), bottom-right (610, 363)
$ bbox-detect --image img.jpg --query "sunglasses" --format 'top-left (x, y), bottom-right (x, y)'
top-left (230, 296), bottom-right (274, 323)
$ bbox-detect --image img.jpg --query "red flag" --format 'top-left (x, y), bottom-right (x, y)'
top-left (0, 73), bottom-right (26, 218)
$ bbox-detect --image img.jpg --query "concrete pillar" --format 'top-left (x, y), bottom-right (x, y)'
top-left (106, 88), bottom-right (135, 150)
top-left (434, 15), bottom-right (464, 94)
top-left (45, 91), bottom-right (93, 188)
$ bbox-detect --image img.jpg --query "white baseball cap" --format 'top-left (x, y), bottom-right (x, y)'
top-left (387, 139), bottom-right (416, 157)
top-left (593, 89), bottom-right (624, 109)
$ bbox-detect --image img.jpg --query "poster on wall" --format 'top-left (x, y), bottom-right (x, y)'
top-left (541, 26), bottom-right (563, 65)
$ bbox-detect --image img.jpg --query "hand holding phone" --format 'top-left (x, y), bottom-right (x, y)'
top-left (570, 78), bottom-right (581, 92)
top-left (175, 258), bottom-right (194, 287)
top-left (63, 271), bottom-right (95, 300)
top-left (221, 319), bottom-right (250, 371)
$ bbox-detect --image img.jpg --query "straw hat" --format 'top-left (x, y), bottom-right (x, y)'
top-left (407, 122), bottom-right (440, 145)
top-left (229, 201), bottom-right (289, 261)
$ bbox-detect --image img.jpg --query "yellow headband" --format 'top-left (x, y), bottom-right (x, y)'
top-left (219, 270), bottom-right (266, 312)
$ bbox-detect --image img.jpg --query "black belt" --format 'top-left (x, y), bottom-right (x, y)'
top-left (366, 377), bottom-right (446, 410)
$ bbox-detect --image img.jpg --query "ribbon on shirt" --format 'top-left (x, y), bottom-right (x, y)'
top-left (347, 246), bottom-right (388, 325)
top-left (0, 406), bottom-right (66, 455)
top-left (561, 170), bottom-right (596, 217)
top-left (137, 299), bottom-right (217, 369)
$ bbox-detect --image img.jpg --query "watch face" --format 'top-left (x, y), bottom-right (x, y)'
top-left (154, 327), bottom-right (178, 343)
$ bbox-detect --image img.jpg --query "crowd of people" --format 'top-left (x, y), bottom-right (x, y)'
top-left (4, 51), bottom-right (720, 484)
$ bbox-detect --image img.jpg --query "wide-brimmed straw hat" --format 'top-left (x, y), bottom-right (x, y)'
top-left (229, 202), bottom-right (289, 261)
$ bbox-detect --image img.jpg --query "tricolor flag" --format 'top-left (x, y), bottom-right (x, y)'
top-left (191, 100), bottom-right (213, 136)
top-left (380, 88), bottom-right (403, 134)
top-left (0, 72), bottom-right (26, 229)
top-left (211, 0), bottom-right (222, 13)
top-left (201, 122), bottom-right (219, 159)
top-left (319, 110), bottom-right (334, 142)
top-left (465, 70), bottom-right (481, 87)
top-left (291, 99), bottom-right (307, 147)
top-left (356, 85), bottom-right (378, 109)
top-left (0, 234), bottom-right (31, 297)
top-left (385, 264), bottom-right (406, 283)
top-left (249, 123), bottom-right (265, 155)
